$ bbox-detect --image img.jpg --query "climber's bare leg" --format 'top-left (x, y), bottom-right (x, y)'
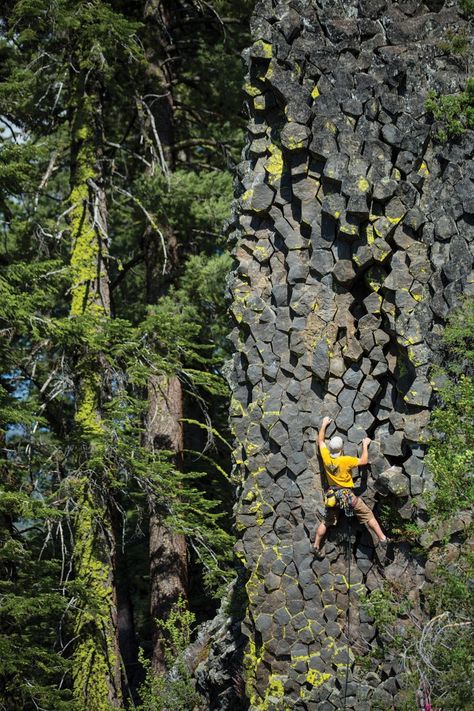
top-left (313, 521), bottom-right (327, 551)
top-left (367, 516), bottom-right (387, 543)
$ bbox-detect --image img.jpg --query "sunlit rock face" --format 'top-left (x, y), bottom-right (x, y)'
top-left (226, 0), bottom-right (473, 708)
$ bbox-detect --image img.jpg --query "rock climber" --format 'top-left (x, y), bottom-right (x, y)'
top-left (313, 416), bottom-right (388, 558)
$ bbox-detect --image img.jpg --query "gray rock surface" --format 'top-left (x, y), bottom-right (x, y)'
top-left (219, 0), bottom-right (474, 709)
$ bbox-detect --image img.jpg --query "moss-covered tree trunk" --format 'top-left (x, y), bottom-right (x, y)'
top-left (68, 68), bottom-right (122, 709)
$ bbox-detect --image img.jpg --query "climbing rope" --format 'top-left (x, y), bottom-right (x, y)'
top-left (342, 519), bottom-right (352, 711)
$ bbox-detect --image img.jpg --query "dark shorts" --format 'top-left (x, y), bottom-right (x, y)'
top-left (324, 496), bottom-right (373, 526)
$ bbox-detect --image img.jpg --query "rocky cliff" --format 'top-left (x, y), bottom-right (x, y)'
top-left (224, 1), bottom-right (473, 709)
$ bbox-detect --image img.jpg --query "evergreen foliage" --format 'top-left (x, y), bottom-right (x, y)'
top-left (425, 78), bottom-right (474, 141)
top-left (0, 0), bottom-right (250, 706)
top-left (426, 297), bottom-right (474, 517)
top-left (459, 0), bottom-right (474, 17)
top-left (136, 596), bottom-right (201, 711)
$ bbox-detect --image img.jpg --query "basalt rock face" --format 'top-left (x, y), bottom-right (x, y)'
top-left (226, 1), bottom-right (474, 709)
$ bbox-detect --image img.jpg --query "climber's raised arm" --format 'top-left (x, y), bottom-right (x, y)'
top-left (357, 437), bottom-right (371, 466)
top-left (318, 417), bottom-right (332, 450)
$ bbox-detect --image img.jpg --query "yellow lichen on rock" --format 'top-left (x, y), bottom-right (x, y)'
top-left (255, 39), bottom-right (272, 58)
top-left (357, 176), bottom-right (370, 192)
top-left (244, 82), bottom-right (261, 97)
top-left (418, 160), bottom-right (429, 177)
top-left (265, 144), bottom-right (284, 184)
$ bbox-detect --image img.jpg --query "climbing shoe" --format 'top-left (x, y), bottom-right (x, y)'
top-left (312, 547), bottom-right (325, 560)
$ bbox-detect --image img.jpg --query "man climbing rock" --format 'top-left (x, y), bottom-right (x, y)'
top-left (313, 416), bottom-right (388, 557)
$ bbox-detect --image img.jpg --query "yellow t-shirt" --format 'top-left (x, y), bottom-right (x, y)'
top-left (320, 444), bottom-right (359, 488)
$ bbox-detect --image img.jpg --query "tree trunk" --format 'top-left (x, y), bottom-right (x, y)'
top-left (146, 375), bottom-right (188, 674)
top-left (110, 501), bottom-right (141, 701)
top-left (141, 0), bottom-right (189, 676)
top-left (69, 67), bottom-right (122, 709)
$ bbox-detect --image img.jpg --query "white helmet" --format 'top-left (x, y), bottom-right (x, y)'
top-left (328, 436), bottom-right (343, 458)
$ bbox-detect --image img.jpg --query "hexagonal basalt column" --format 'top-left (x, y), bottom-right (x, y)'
top-left (228, 1), bottom-right (474, 708)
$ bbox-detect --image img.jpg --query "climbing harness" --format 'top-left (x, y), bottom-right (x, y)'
top-left (324, 487), bottom-right (356, 516)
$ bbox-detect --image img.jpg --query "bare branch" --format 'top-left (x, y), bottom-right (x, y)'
top-left (137, 96), bottom-right (170, 179)
top-left (105, 140), bottom-right (152, 168)
top-left (114, 185), bottom-right (168, 275)
top-left (172, 137), bottom-right (237, 151)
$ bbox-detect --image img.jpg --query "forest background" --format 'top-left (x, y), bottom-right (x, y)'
top-left (0, 1), bottom-right (473, 710)
top-left (0, 1), bottom-right (253, 708)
